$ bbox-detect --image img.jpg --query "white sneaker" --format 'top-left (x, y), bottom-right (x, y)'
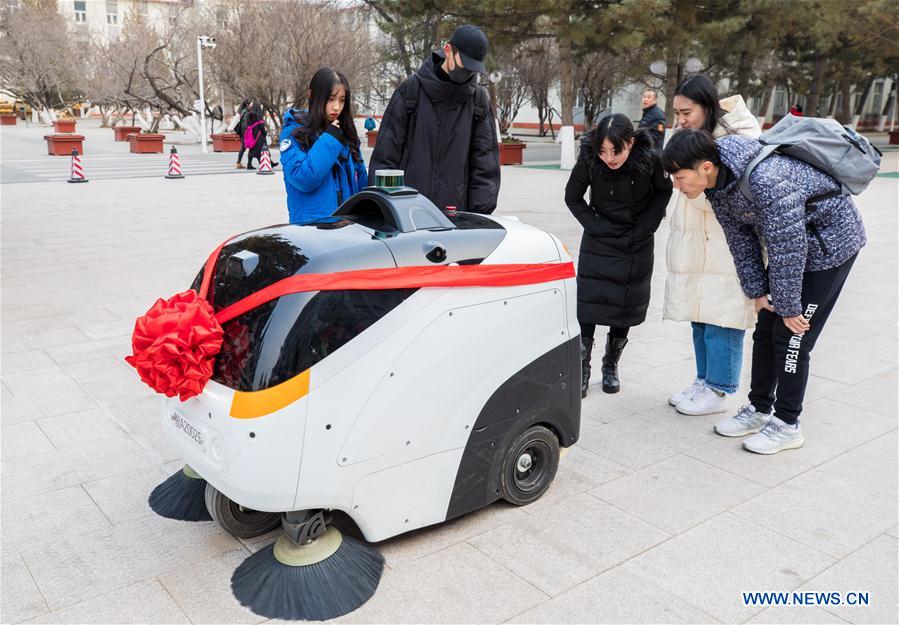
top-left (742, 416), bottom-right (805, 454)
top-left (669, 379), bottom-right (705, 406)
top-left (675, 385), bottom-right (727, 415)
top-left (714, 405), bottom-right (771, 437)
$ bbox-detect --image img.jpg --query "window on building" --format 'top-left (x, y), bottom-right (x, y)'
top-left (871, 80), bottom-right (884, 114)
top-left (215, 7), bottom-right (228, 28)
top-left (106, 0), bottom-right (117, 24)
top-left (73, 0), bottom-right (86, 23)
top-left (773, 87), bottom-right (787, 115)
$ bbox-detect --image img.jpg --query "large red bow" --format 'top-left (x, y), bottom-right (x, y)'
top-left (125, 290), bottom-right (224, 401)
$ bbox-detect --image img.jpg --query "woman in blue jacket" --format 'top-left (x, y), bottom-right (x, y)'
top-left (279, 68), bottom-right (368, 223)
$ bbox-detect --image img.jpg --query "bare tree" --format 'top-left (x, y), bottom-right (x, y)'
top-left (362, 0), bottom-right (445, 103)
top-left (85, 10), bottom-right (148, 127)
top-left (0, 0), bottom-right (84, 119)
top-left (88, 4), bottom-right (223, 133)
top-left (514, 39), bottom-right (557, 137)
top-left (210, 0), bottom-right (377, 132)
top-left (491, 46), bottom-right (530, 135)
top-left (575, 50), bottom-right (631, 129)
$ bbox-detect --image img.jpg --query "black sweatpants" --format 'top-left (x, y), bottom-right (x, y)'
top-left (748, 254), bottom-right (857, 424)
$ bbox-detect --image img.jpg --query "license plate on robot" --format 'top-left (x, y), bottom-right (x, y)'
top-left (170, 410), bottom-right (205, 449)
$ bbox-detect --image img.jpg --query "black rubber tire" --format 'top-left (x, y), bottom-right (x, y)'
top-left (499, 425), bottom-right (560, 506)
top-left (204, 483), bottom-right (282, 539)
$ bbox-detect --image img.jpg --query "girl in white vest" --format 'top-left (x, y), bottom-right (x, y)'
top-left (664, 75), bottom-right (761, 415)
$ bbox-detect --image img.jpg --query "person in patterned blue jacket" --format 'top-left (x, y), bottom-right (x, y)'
top-left (662, 128), bottom-right (865, 455)
top-left (279, 68), bottom-right (368, 224)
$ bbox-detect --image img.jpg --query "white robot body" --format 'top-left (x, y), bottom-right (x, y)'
top-left (162, 192), bottom-right (580, 542)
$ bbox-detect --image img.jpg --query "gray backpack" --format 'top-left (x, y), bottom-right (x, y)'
top-left (738, 115), bottom-right (882, 204)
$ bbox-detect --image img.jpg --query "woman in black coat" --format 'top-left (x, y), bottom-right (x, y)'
top-left (244, 105), bottom-right (267, 170)
top-left (234, 99), bottom-right (250, 169)
top-left (565, 114), bottom-right (672, 396)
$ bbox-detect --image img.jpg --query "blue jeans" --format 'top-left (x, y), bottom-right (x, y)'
top-left (692, 322), bottom-right (744, 394)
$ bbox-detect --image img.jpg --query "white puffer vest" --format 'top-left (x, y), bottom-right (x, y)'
top-left (663, 95), bottom-right (761, 330)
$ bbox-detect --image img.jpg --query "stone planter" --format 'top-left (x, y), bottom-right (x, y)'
top-left (113, 125), bottom-right (142, 141)
top-left (53, 119), bottom-right (76, 133)
top-left (366, 131), bottom-right (378, 148)
top-left (499, 142), bottom-right (525, 165)
top-left (889, 130), bottom-right (899, 145)
top-left (44, 134), bottom-right (85, 156)
top-left (128, 133), bottom-right (165, 154)
top-left (1, 114), bottom-right (17, 126)
top-left (211, 133), bottom-right (242, 152)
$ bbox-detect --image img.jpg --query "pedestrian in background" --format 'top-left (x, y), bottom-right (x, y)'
top-left (242, 104), bottom-right (268, 170)
top-left (279, 67), bottom-right (367, 224)
top-left (234, 99), bottom-right (250, 169)
top-left (638, 89), bottom-right (667, 150)
top-left (662, 129), bottom-right (864, 454)
top-left (664, 74), bottom-right (761, 416)
top-left (364, 115), bottom-right (377, 132)
top-left (369, 25), bottom-right (499, 214)
top-left (565, 114), bottom-right (672, 397)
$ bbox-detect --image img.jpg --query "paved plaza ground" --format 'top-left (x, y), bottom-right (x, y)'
top-left (1, 120), bottom-right (897, 624)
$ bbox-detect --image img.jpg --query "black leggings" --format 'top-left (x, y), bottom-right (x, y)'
top-left (748, 254), bottom-right (856, 424)
top-left (580, 323), bottom-right (629, 341)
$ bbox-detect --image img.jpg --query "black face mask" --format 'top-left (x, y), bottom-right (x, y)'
top-left (448, 65), bottom-right (474, 84)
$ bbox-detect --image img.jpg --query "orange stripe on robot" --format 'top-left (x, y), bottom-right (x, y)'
top-left (229, 369), bottom-right (310, 419)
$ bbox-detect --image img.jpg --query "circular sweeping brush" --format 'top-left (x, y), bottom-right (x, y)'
top-left (148, 465), bottom-right (213, 521)
top-left (231, 526), bottom-right (384, 620)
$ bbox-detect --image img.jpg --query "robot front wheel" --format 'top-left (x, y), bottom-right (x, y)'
top-left (204, 483), bottom-right (283, 539)
top-left (499, 425), bottom-right (560, 506)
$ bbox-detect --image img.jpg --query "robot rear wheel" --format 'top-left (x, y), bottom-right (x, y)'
top-left (204, 483), bottom-right (283, 538)
top-left (499, 425), bottom-right (560, 506)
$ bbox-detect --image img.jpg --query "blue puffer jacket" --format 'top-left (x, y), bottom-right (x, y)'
top-left (279, 109), bottom-right (368, 224)
top-left (707, 134), bottom-right (866, 317)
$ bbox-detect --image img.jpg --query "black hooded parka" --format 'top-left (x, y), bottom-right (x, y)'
top-left (368, 51), bottom-right (500, 213)
top-left (564, 131), bottom-right (673, 327)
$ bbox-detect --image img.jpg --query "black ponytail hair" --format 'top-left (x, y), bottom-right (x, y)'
top-left (292, 67), bottom-right (361, 162)
top-left (591, 113), bottom-right (653, 176)
top-left (674, 74), bottom-right (729, 134)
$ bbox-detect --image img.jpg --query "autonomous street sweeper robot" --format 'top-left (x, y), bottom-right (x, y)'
top-left (136, 176), bottom-right (581, 620)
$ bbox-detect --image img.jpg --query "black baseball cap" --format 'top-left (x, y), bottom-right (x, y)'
top-left (449, 25), bottom-right (488, 74)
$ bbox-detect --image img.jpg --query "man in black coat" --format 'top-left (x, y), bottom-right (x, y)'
top-left (368, 25), bottom-right (500, 214)
top-left (638, 89), bottom-right (667, 150)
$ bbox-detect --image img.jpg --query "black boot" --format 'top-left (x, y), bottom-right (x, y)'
top-left (580, 336), bottom-right (594, 398)
top-left (601, 334), bottom-right (628, 394)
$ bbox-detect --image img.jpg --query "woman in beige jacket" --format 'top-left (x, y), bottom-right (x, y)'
top-left (664, 75), bottom-right (761, 415)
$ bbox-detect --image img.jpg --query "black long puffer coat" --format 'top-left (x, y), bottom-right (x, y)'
top-left (564, 130), bottom-right (673, 327)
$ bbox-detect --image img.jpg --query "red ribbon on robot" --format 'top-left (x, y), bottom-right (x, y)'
top-left (126, 239), bottom-right (575, 401)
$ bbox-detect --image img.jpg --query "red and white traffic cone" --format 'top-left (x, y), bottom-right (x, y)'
top-left (256, 144), bottom-right (274, 175)
top-left (68, 148), bottom-right (88, 183)
top-left (165, 146), bottom-right (184, 179)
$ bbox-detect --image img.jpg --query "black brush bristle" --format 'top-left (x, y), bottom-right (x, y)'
top-left (231, 536), bottom-right (384, 620)
top-left (148, 469), bottom-right (212, 521)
